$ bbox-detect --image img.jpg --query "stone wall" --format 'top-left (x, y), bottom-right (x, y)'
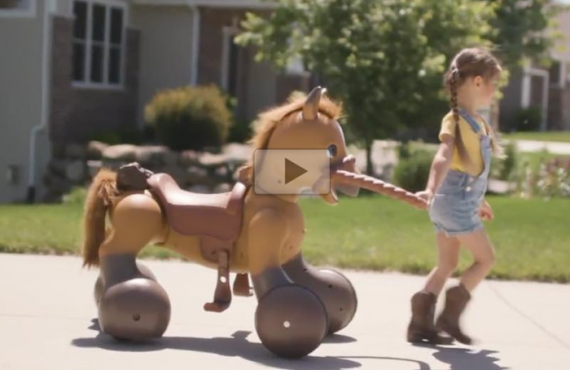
top-left (42, 142), bottom-right (252, 202)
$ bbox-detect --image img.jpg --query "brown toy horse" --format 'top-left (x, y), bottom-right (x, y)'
top-left (82, 87), bottom-right (426, 358)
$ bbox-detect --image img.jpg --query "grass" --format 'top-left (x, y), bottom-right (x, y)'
top-left (501, 131), bottom-right (570, 143)
top-left (0, 196), bottom-right (569, 282)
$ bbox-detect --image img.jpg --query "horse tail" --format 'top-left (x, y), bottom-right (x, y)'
top-left (82, 168), bottom-right (119, 268)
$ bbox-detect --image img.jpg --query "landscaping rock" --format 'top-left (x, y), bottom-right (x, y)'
top-left (102, 144), bottom-right (137, 162)
top-left (213, 183), bottom-right (232, 193)
top-left (178, 150), bottom-right (200, 167)
top-left (185, 166), bottom-right (210, 185)
top-left (87, 160), bottom-right (102, 179)
top-left (187, 184), bottom-right (211, 194)
top-left (87, 141), bottom-right (109, 160)
top-left (65, 160), bottom-right (85, 183)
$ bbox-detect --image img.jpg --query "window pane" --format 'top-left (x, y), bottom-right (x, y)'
top-left (92, 4), bottom-right (106, 42)
top-left (73, 43), bottom-right (86, 81)
top-left (90, 45), bottom-right (104, 83)
top-left (110, 8), bottom-right (124, 45)
top-left (108, 47), bottom-right (121, 84)
top-left (73, 1), bottom-right (87, 39)
top-left (549, 61), bottom-right (561, 86)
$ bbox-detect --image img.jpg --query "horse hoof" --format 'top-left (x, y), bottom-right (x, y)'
top-left (255, 285), bottom-right (328, 358)
top-left (98, 278), bottom-right (171, 341)
top-left (319, 269), bottom-right (358, 334)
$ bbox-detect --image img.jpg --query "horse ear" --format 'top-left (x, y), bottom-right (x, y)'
top-left (302, 86), bottom-right (323, 120)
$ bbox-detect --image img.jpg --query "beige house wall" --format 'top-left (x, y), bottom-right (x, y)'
top-left (0, 0), bottom-right (50, 203)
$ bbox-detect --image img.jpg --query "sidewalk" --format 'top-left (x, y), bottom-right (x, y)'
top-left (1, 254), bottom-right (569, 370)
top-left (512, 139), bottom-right (570, 155)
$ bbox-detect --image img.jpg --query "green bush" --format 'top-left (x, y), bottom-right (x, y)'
top-left (62, 187), bottom-right (87, 205)
top-left (145, 85), bottom-right (233, 151)
top-left (393, 144), bottom-right (433, 192)
top-left (228, 119), bottom-right (253, 143)
top-left (491, 141), bottom-right (519, 181)
top-left (512, 107), bottom-right (542, 132)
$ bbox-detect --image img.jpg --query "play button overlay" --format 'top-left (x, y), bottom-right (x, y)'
top-left (285, 158), bottom-right (307, 184)
top-left (253, 149), bottom-right (330, 195)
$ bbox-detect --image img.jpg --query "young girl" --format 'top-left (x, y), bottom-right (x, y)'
top-left (407, 47), bottom-right (502, 345)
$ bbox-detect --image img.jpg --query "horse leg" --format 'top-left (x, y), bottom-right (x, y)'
top-left (96, 194), bottom-right (171, 341)
top-left (248, 210), bottom-right (328, 359)
top-left (283, 254), bottom-right (357, 335)
top-left (94, 261), bottom-right (156, 306)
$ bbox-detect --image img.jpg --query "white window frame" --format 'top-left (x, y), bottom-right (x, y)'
top-left (521, 66), bottom-right (549, 131)
top-left (0, 0), bottom-right (36, 18)
top-left (72, 0), bottom-right (128, 90)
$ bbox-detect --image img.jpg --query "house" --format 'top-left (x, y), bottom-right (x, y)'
top-left (0, 0), bottom-right (309, 203)
top-left (499, 9), bottom-right (570, 132)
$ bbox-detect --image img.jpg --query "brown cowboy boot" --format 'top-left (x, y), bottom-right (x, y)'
top-left (407, 291), bottom-right (454, 345)
top-left (436, 285), bottom-right (473, 345)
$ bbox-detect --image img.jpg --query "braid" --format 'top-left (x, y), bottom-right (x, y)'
top-left (446, 65), bottom-right (472, 172)
top-left (449, 67), bottom-right (460, 126)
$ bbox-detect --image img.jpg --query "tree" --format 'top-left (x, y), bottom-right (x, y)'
top-left (488, 0), bottom-right (562, 69)
top-left (237, 0), bottom-right (495, 174)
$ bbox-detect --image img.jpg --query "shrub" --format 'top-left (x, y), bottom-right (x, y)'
top-left (491, 141), bottom-right (518, 181)
top-left (512, 107), bottom-right (542, 132)
top-left (393, 143), bottom-right (433, 193)
top-left (228, 119), bottom-right (253, 143)
top-left (145, 85), bottom-right (233, 151)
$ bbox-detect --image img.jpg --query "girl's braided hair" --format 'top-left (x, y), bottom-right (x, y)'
top-left (444, 48), bottom-right (503, 171)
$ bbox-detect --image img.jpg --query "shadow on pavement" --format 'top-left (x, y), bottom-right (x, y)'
top-left (74, 319), bottom-right (506, 370)
top-left (72, 319), bottom-right (361, 370)
top-left (432, 347), bottom-right (508, 370)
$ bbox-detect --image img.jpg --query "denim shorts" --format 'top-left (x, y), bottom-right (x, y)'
top-left (428, 170), bottom-right (486, 236)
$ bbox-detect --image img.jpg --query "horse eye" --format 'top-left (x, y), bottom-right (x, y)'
top-left (328, 144), bottom-right (337, 158)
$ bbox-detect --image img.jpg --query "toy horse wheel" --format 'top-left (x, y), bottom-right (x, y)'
top-left (255, 284), bottom-right (328, 358)
top-left (318, 268), bottom-right (358, 334)
top-left (98, 278), bottom-right (171, 341)
top-left (283, 256), bottom-right (358, 334)
top-left (94, 262), bottom-right (157, 306)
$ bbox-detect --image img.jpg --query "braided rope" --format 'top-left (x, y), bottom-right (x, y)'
top-left (331, 170), bottom-right (427, 210)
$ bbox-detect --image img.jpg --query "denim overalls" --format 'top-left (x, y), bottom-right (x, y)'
top-left (429, 110), bottom-right (492, 236)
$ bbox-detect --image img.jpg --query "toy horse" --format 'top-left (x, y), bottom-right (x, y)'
top-left (82, 87), bottom-right (426, 358)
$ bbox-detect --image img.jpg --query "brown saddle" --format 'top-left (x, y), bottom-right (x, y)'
top-left (147, 173), bottom-right (252, 313)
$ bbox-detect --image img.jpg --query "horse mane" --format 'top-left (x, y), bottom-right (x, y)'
top-left (237, 93), bottom-right (343, 184)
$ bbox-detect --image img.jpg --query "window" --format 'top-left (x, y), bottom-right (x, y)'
top-left (549, 61), bottom-right (561, 87)
top-left (73, 1), bottom-right (126, 87)
top-left (0, 0), bottom-right (35, 17)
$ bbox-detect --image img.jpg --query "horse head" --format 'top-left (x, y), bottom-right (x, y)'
top-left (239, 86), bottom-right (360, 204)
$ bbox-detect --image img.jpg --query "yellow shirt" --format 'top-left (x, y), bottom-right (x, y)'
top-left (439, 111), bottom-right (488, 176)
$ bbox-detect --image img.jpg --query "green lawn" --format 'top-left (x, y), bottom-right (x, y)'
top-left (1, 196), bottom-right (569, 282)
top-left (501, 131), bottom-right (570, 143)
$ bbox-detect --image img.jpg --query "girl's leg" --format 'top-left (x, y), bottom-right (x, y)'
top-left (407, 232), bottom-right (459, 344)
top-left (456, 228), bottom-right (496, 291)
top-left (436, 228), bottom-right (496, 345)
top-left (424, 232), bottom-right (461, 295)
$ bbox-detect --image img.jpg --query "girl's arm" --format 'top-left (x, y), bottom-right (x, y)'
top-left (417, 134), bottom-right (455, 204)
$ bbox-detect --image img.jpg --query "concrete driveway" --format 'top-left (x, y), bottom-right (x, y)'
top-left (1, 254), bottom-right (569, 370)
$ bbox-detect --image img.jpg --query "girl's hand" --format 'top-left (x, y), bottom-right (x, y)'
top-left (415, 189), bottom-right (434, 210)
top-left (479, 200), bottom-right (494, 221)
